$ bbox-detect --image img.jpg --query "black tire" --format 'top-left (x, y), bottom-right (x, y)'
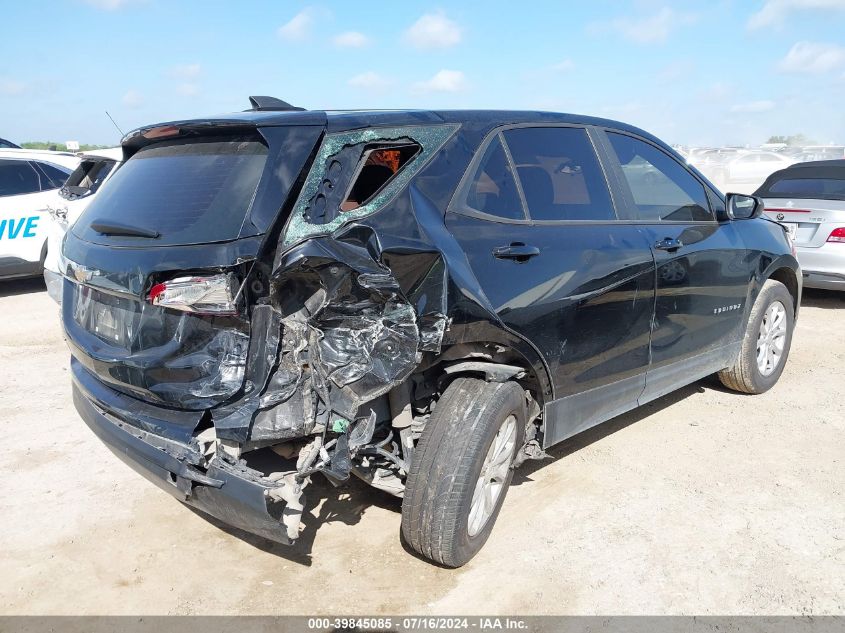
top-left (401, 377), bottom-right (526, 567)
top-left (718, 279), bottom-right (794, 394)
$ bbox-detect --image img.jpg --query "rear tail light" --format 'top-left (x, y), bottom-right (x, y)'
top-left (827, 228), bottom-right (845, 243)
top-left (148, 273), bottom-right (240, 315)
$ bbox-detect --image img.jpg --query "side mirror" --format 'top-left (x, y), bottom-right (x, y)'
top-left (726, 193), bottom-right (764, 220)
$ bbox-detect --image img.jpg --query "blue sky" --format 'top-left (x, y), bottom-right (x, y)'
top-left (2, 0), bottom-right (845, 147)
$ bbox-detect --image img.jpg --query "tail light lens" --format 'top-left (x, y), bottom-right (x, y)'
top-left (827, 228), bottom-right (845, 243)
top-left (148, 273), bottom-right (240, 315)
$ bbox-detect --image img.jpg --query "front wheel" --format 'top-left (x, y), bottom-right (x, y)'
top-left (401, 377), bottom-right (526, 567)
top-left (718, 279), bottom-right (795, 394)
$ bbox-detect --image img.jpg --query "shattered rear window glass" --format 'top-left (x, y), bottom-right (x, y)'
top-left (283, 124), bottom-right (458, 245)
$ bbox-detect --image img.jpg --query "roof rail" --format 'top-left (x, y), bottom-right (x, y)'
top-left (248, 96), bottom-right (305, 112)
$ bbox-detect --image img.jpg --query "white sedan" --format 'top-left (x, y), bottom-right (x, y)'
top-left (721, 151), bottom-right (796, 185)
top-left (0, 149), bottom-right (80, 280)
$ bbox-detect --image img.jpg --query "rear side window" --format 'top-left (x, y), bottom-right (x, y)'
top-left (464, 135), bottom-right (525, 220)
top-left (340, 145), bottom-right (420, 213)
top-left (503, 127), bottom-right (614, 221)
top-left (766, 177), bottom-right (845, 198)
top-left (608, 132), bottom-right (713, 222)
top-left (0, 160), bottom-right (40, 197)
top-left (73, 138), bottom-right (267, 246)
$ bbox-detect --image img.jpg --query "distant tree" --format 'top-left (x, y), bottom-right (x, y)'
top-left (21, 141), bottom-right (112, 151)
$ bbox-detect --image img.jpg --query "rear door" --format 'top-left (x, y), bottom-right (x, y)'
top-left (445, 125), bottom-right (656, 446)
top-left (599, 130), bottom-right (750, 402)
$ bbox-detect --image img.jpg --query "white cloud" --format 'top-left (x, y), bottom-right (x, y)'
top-left (83, 0), bottom-right (142, 9)
top-left (412, 69), bottom-right (466, 93)
top-left (176, 83), bottom-right (200, 97)
top-left (550, 59), bottom-right (575, 73)
top-left (333, 31), bottom-right (369, 48)
top-left (779, 41), bottom-right (845, 74)
top-left (405, 11), bottom-right (462, 50)
top-left (748, 0), bottom-right (845, 30)
top-left (278, 8), bottom-right (314, 42)
top-left (122, 90), bottom-right (143, 108)
top-left (0, 78), bottom-right (26, 96)
top-left (597, 7), bottom-right (698, 44)
top-left (730, 100), bottom-right (776, 113)
top-left (347, 71), bottom-right (390, 91)
top-left (168, 63), bottom-right (201, 80)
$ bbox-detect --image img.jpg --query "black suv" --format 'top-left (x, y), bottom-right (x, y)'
top-left (61, 98), bottom-right (800, 567)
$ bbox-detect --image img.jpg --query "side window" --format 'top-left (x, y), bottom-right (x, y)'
top-left (464, 134), bottom-right (525, 220)
top-left (34, 162), bottom-right (70, 190)
top-left (607, 132), bottom-right (713, 222)
top-left (0, 160), bottom-right (41, 197)
top-left (503, 127), bottom-right (615, 221)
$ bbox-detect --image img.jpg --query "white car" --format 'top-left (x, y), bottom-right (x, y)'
top-left (43, 147), bottom-right (123, 301)
top-left (720, 151), bottom-right (796, 185)
top-left (0, 149), bottom-right (79, 280)
top-left (757, 159), bottom-right (845, 291)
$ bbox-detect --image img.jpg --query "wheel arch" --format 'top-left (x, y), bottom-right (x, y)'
top-left (766, 264), bottom-right (801, 317)
top-left (429, 340), bottom-right (551, 409)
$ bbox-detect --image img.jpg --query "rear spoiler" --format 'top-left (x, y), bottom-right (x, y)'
top-left (248, 96), bottom-right (305, 112)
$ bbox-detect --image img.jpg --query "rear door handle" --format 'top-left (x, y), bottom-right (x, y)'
top-left (654, 237), bottom-right (683, 252)
top-left (492, 243), bottom-right (540, 260)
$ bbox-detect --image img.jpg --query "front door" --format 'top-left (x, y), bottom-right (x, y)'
top-left (601, 130), bottom-right (749, 402)
top-left (446, 125), bottom-right (656, 446)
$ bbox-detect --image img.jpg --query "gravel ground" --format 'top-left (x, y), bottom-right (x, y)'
top-left (0, 278), bottom-right (842, 615)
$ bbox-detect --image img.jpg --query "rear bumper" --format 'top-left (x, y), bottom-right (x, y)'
top-left (802, 270), bottom-right (845, 291)
top-left (72, 365), bottom-right (295, 545)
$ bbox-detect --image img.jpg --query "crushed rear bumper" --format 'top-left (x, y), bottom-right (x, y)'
top-left (71, 361), bottom-right (295, 545)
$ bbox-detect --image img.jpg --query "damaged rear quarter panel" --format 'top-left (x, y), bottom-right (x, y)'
top-left (215, 121), bottom-right (553, 447)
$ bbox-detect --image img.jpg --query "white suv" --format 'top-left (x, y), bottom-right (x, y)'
top-left (0, 149), bottom-right (79, 280)
top-left (43, 148), bottom-right (122, 301)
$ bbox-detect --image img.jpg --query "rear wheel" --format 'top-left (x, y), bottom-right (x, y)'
top-left (718, 279), bottom-right (794, 394)
top-left (401, 377), bottom-right (525, 567)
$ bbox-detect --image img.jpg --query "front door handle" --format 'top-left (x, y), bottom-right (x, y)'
top-left (654, 237), bottom-right (683, 252)
top-left (492, 243), bottom-right (540, 260)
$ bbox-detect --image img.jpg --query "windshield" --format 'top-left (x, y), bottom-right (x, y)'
top-left (72, 137), bottom-right (268, 246)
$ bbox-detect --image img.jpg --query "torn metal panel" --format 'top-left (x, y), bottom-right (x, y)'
top-left (270, 237), bottom-right (425, 422)
top-left (211, 304), bottom-right (282, 443)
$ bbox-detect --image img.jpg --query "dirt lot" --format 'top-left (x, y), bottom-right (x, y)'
top-left (0, 278), bottom-right (842, 615)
